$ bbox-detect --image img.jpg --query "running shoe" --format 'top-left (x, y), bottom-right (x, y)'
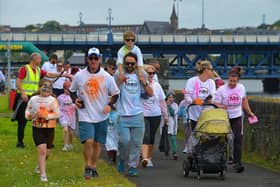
top-left (173, 153), bottom-right (178, 160)
top-left (233, 163), bottom-right (245, 173)
top-left (128, 167), bottom-right (138, 177)
top-left (40, 175), bottom-right (48, 182)
top-left (84, 167), bottom-right (92, 180)
top-left (91, 168), bottom-right (99, 177)
top-left (147, 159), bottom-right (154, 167)
top-left (35, 165), bottom-right (40, 174)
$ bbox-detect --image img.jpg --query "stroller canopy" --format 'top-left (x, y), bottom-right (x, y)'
top-left (196, 108), bottom-right (231, 135)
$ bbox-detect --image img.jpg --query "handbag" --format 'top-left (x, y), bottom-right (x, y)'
top-left (248, 115), bottom-right (258, 125)
top-left (159, 125), bottom-right (170, 154)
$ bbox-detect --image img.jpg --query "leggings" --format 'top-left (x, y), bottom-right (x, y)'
top-left (168, 135), bottom-right (177, 154)
top-left (230, 116), bottom-right (243, 164)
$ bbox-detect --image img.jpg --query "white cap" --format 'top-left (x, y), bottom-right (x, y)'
top-left (88, 47), bottom-right (101, 57)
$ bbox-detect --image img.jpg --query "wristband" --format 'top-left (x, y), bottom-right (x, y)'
top-left (108, 103), bottom-right (115, 110)
top-left (142, 81), bottom-right (148, 87)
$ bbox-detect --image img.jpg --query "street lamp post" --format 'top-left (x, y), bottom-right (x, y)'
top-left (107, 8), bottom-right (113, 33)
top-left (202, 0), bottom-right (205, 29)
top-left (78, 12), bottom-right (83, 33)
top-left (107, 8), bottom-right (114, 49)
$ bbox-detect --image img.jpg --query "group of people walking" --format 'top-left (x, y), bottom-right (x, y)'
top-left (12, 30), bottom-right (256, 182)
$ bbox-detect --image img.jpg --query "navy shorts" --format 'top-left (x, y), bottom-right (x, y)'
top-left (79, 120), bottom-right (108, 144)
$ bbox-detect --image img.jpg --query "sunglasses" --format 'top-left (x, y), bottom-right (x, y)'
top-left (126, 38), bottom-right (135, 42)
top-left (125, 61), bottom-right (136, 66)
top-left (207, 68), bottom-right (214, 72)
top-left (147, 72), bottom-right (155, 75)
top-left (42, 83), bottom-right (51, 87)
top-left (88, 56), bottom-right (99, 61)
top-left (109, 65), bottom-right (117, 70)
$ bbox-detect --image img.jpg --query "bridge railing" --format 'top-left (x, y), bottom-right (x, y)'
top-left (0, 33), bottom-right (279, 45)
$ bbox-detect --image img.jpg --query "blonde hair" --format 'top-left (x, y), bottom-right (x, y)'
top-left (195, 60), bottom-right (212, 74)
top-left (212, 70), bottom-right (220, 79)
top-left (123, 31), bottom-right (136, 40)
top-left (144, 64), bottom-right (155, 72)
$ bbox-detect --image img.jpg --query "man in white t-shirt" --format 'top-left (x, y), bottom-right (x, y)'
top-left (115, 52), bottom-right (153, 177)
top-left (41, 54), bottom-right (58, 81)
top-left (70, 47), bottom-right (120, 180)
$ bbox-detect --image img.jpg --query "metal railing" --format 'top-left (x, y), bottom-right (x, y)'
top-left (0, 33), bottom-right (279, 45)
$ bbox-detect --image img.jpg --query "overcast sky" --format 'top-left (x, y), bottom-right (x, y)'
top-left (0, 0), bottom-right (279, 29)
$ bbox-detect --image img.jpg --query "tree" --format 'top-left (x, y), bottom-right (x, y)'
top-left (272, 19), bottom-right (280, 27)
top-left (40, 20), bottom-right (62, 32)
top-left (24, 24), bottom-right (38, 32)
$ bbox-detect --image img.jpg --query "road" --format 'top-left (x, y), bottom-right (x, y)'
top-left (128, 136), bottom-right (280, 187)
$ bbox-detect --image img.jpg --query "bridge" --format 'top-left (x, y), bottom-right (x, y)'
top-left (0, 32), bottom-right (280, 79)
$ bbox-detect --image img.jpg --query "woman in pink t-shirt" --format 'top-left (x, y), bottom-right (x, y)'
top-left (214, 66), bottom-right (255, 173)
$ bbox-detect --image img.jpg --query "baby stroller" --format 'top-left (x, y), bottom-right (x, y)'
top-left (182, 104), bottom-right (231, 180)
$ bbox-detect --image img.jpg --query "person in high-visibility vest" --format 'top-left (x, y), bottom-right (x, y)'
top-left (15, 52), bottom-right (66, 148)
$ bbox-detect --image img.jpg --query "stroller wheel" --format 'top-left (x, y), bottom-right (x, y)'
top-left (219, 169), bottom-right (226, 180)
top-left (183, 160), bottom-right (190, 177)
top-left (197, 170), bottom-right (202, 180)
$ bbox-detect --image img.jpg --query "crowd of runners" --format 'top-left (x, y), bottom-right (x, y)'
top-left (12, 31), bottom-right (256, 182)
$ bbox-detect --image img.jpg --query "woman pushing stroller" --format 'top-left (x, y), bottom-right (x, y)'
top-left (182, 60), bottom-right (216, 153)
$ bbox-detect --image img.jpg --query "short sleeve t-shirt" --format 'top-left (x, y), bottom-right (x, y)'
top-left (116, 72), bottom-right (143, 116)
top-left (17, 66), bottom-right (47, 80)
top-left (41, 61), bottom-right (57, 81)
top-left (70, 68), bottom-right (120, 123)
top-left (184, 76), bottom-right (216, 121)
top-left (142, 81), bottom-right (165, 117)
top-left (214, 83), bottom-right (246, 119)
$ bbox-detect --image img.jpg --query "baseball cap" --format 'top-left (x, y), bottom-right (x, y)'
top-left (88, 47), bottom-right (101, 57)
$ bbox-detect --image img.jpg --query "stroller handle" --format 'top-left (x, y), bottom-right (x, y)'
top-left (186, 103), bottom-right (218, 121)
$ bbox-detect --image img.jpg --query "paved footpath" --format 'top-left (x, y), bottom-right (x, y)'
top-left (127, 135), bottom-right (280, 187)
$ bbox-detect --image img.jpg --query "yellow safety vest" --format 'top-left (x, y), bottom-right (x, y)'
top-left (20, 64), bottom-right (40, 96)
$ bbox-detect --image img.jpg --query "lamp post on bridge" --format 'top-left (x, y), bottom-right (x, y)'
top-left (201, 0), bottom-right (205, 29)
top-left (78, 12), bottom-right (84, 33)
top-left (107, 8), bottom-right (114, 45)
top-left (106, 8), bottom-right (114, 56)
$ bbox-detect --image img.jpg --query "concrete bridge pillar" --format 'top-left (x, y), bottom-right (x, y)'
top-left (262, 78), bottom-right (280, 93)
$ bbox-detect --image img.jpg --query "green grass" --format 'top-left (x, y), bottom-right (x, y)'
top-left (243, 151), bottom-right (280, 173)
top-left (0, 115), bottom-right (135, 187)
top-left (0, 94), bottom-right (10, 113)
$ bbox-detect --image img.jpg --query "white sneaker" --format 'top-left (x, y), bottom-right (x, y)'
top-left (35, 165), bottom-right (40, 174)
top-left (147, 159), bottom-right (154, 167)
top-left (62, 145), bottom-right (68, 151)
top-left (40, 175), bottom-right (48, 182)
top-left (182, 147), bottom-right (189, 154)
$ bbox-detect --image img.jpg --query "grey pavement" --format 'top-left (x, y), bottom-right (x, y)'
top-left (127, 134), bottom-right (280, 187)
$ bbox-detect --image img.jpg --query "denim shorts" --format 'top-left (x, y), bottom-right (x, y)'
top-left (79, 120), bottom-right (108, 144)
